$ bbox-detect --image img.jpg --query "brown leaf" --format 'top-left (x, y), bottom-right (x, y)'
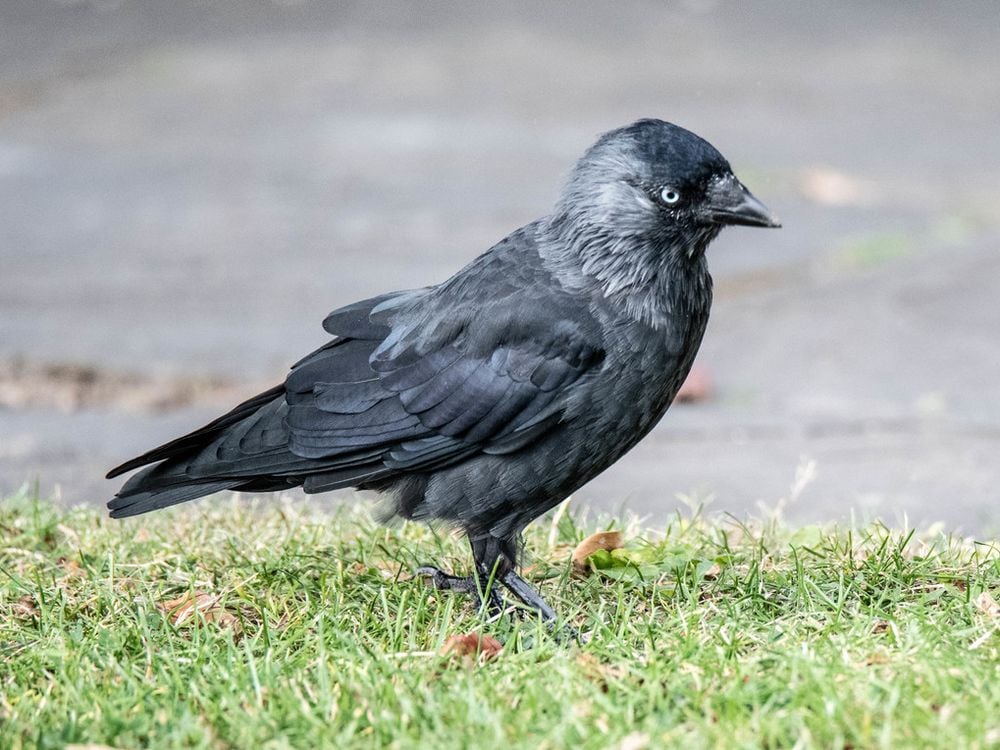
top-left (57, 556), bottom-right (85, 579)
top-left (975, 591), bottom-right (1000, 619)
top-left (13, 595), bottom-right (39, 619)
top-left (571, 530), bottom-right (624, 576)
top-left (701, 563), bottom-right (722, 580)
top-left (675, 365), bottom-right (713, 404)
top-left (576, 652), bottom-right (628, 692)
top-left (440, 632), bottom-right (503, 664)
top-left (158, 591), bottom-right (241, 632)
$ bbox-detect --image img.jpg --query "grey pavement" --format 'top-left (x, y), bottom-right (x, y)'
top-left (2, 1), bottom-right (999, 532)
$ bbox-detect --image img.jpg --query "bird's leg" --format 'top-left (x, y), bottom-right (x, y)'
top-left (413, 567), bottom-right (479, 593)
top-left (478, 534), bottom-right (582, 642)
top-left (499, 569), bottom-right (581, 642)
top-left (498, 570), bottom-right (558, 622)
top-left (418, 534), bottom-right (574, 636)
top-left (414, 567), bottom-right (506, 617)
top-left (471, 534), bottom-right (575, 631)
top-left (414, 539), bottom-right (506, 617)
top-left (468, 534), bottom-right (557, 620)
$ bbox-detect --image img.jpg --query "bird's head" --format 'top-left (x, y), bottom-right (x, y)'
top-left (555, 119), bottom-right (780, 252)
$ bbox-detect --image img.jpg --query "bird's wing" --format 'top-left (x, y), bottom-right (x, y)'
top-left (112, 265), bottom-right (606, 496)
top-left (283, 291), bottom-right (606, 477)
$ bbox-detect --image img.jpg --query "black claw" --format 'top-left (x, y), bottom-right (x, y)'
top-left (413, 565), bottom-right (581, 642)
top-left (500, 570), bottom-right (580, 643)
top-left (414, 565), bottom-right (505, 617)
top-left (414, 566), bottom-right (478, 594)
top-left (415, 544), bottom-right (578, 642)
top-left (499, 571), bottom-right (557, 620)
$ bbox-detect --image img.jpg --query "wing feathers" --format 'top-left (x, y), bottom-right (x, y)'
top-left (108, 278), bottom-right (605, 519)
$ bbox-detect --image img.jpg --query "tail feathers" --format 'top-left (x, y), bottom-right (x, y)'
top-left (106, 384), bottom-right (285, 479)
top-left (108, 459), bottom-right (391, 518)
top-left (108, 479), bottom-right (238, 518)
top-left (108, 459), bottom-right (238, 518)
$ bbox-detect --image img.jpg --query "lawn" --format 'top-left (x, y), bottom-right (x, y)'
top-left (1, 490), bottom-right (998, 749)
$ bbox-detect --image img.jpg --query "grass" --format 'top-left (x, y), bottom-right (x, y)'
top-left (1, 490), bottom-right (998, 750)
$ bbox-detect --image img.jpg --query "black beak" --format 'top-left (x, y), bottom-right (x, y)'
top-left (703, 175), bottom-right (781, 228)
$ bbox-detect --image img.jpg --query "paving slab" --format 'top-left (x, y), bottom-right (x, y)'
top-left (2, 0), bottom-right (999, 532)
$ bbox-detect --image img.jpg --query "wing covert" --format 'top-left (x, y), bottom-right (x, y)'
top-left (282, 283), bottom-right (605, 476)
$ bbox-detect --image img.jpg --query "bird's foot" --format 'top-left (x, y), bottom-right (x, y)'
top-left (415, 565), bottom-right (579, 642)
top-left (500, 570), bottom-right (580, 643)
top-left (414, 566), bottom-right (506, 618)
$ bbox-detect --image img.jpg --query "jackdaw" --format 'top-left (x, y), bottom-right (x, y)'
top-left (107, 119), bottom-right (780, 623)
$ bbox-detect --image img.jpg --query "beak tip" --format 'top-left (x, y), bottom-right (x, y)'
top-left (706, 176), bottom-right (781, 229)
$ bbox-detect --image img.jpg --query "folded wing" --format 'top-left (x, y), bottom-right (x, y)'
top-left (107, 284), bottom-right (605, 516)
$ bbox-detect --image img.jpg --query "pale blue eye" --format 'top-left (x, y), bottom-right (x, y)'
top-left (659, 187), bottom-right (681, 205)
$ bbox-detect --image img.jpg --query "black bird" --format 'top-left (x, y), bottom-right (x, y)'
top-left (107, 119), bottom-right (780, 622)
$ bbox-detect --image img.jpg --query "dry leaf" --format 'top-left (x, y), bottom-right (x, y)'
top-left (440, 632), bottom-right (503, 664)
top-left (57, 556), bottom-right (85, 579)
top-left (975, 591), bottom-right (1000, 619)
top-left (675, 365), bottom-right (712, 404)
top-left (13, 595), bottom-right (39, 619)
top-left (701, 563), bottom-right (722, 580)
top-left (56, 523), bottom-right (80, 544)
top-left (158, 591), bottom-right (241, 632)
top-left (576, 652), bottom-right (628, 690)
top-left (571, 530), bottom-right (624, 576)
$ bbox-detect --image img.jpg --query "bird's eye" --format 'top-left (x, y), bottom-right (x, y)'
top-left (659, 187), bottom-right (681, 205)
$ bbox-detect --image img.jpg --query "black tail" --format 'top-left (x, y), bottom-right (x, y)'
top-left (108, 474), bottom-right (238, 518)
top-left (106, 384), bottom-right (285, 479)
top-left (106, 384), bottom-right (287, 517)
top-left (105, 328), bottom-right (419, 518)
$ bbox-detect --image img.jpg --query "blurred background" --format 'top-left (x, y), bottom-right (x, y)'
top-left (2, 0), bottom-right (998, 532)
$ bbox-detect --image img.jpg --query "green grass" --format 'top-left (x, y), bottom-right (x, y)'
top-left (1, 491), bottom-right (998, 750)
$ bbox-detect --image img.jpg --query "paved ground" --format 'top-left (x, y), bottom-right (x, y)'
top-left (2, 1), bottom-right (999, 532)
